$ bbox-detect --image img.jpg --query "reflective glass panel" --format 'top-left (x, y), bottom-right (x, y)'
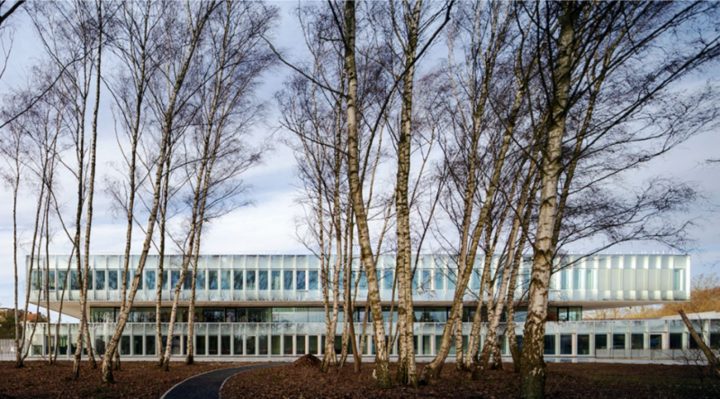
top-left (221, 270), bottom-right (231, 290)
top-left (209, 270), bottom-right (219, 290)
top-left (259, 271), bottom-right (268, 290)
top-left (271, 270), bottom-right (281, 290)
top-left (107, 270), bottom-right (117, 290)
top-left (297, 271), bottom-right (306, 290)
top-left (95, 270), bottom-right (105, 290)
top-left (308, 271), bottom-right (318, 290)
top-left (196, 270), bottom-right (206, 290)
top-left (145, 270), bottom-right (155, 290)
top-left (233, 271), bottom-right (243, 290)
top-left (284, 270), bottom-right (293, 290)
top-left (246, 271), bottom-right (256, 289)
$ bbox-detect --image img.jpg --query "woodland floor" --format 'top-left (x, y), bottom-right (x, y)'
top-left (222, 357), bottom-right (720, 399)
top-left (0, 360), bottom-right (244, 399)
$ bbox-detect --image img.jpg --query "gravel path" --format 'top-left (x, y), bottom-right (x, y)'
top-left (161, 364), bottom-right (278, 399)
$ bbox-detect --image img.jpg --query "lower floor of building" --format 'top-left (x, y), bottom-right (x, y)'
top-left (26, 316), bottom-right (720, 363)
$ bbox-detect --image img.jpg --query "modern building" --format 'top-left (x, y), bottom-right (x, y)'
top-left (25, 253), bottom-right (720, 361)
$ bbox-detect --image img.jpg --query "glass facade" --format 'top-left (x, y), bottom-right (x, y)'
top-left (26, 253), bottom-right (714, 361)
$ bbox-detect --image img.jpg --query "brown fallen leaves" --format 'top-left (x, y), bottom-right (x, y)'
top-left (0, 360), bottom-right (241, 399)
top-left (222, 361), bottom-right (720, 399)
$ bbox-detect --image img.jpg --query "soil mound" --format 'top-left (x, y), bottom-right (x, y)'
top-left (293, 354), bottom-right (321, 368)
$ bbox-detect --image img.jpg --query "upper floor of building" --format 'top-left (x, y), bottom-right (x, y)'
top-left (28, 253), bottom-right (690, 308)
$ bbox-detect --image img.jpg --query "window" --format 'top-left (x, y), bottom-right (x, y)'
top-left (585, 269), bottom-right (593, 290)
top-left (710, 333), bottom-right (720, 350)
top-left (95, 270), bottom-right (105, 290)
top-left (284, 270), bottom-right (293, 290)
top-left (225, 308), bottom-right (236, 322)
top-left (358, 272), bottom-right (367, 290)
top-left (561, 271), bottom-right (568, 290)
top-left (259, 335), bottom-right (268, 355)
top-left (107, 270), bottom-right (118, 290)
top-left (631, 334), bottom-right (643, 349)
top-left (271, 270), bottom-right (281, 290)
top-left (650, 334), bottom-right (662, 349)
top-left (196, 270), bottom-right (206, 290)
top-left (595, 334), bottom-right (607, 350)
top-left (70, 271), bottom-right (81, 290)
top-left (669, 333), bottom-right (682, 349)
top-left (203, 309), bottom-right (225, 322)
top-left (284, 336), bottom-right (293, 355)
top-left (673, 269), bottom-right (683, 290)
top-left (297, 271), bottom-right (306, 290)
top-left (145, 336), bottom-right (155, 356)
top-left (384, 269), bottom-right (394, 290)
top-left (133, 336), bottom-right (143, 355)
top-left (296, 336), bottom-right (306, 354)
top-left (544, 335), bottom-right (556, 355)
top-left (209, 270), bottom-right (219, 290)
top-left (246, 336), bottom-right (256, 355)
top-left (577, 334), bottom-right (590, 355)
top-left (196, 335), bottom-right (206, 355)
top-left (309, 336), bottom-right (318, 354)
top-left (423, 335), bottom-right (432, 355)
top-left (48, 271), bottom-right (56, 290)
top-left (308, 271), bottom-right (318, 290)
top-left (421, 270), bottom-right (431, 290)
top-left (246, 271), bottom-right (256, 289)
top-left (233, 271), bottom-right (243, 290)
top-left (234, 335), bottom-right (243, 355)
top-left (145, 270), bottom-right (155, 290)
top-left (471, 271), bottom-right (480, 290)
top-left (573, 269), bottom-right (580, 289)
top-left (221, 335), bottom-right (230, 355)
top-left (58, 271), bottom-right (68, 290)
top-left (259, 271), bottom-right (268, 290)
top-left (568, 307), bottom-right (582, 321)
top-left (433, 270), bottom-right (443, 290)
top-left (334, 336), bottom-right (343, 354)
top-left (170, 335), bottom-right (181, 355)
top-left (171, 270), bottom-right (181, 289)
top-left (209, 335), bottom-right (218, 355)
top-left (560, 335), bottom-right (572, 354)
top-left (613, 334), bottom-right (625, 350)
top-left (248, 308), bottom-right (271, 322)
top-left (221, 270), bottom-right (231, 290)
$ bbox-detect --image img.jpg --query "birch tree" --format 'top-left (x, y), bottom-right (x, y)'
top-left (160, 0), bottom-right (274, 369)
top-left (519, 2), bottom-right (720, 397)
top-left (101, 0), bottom-right (219, 383)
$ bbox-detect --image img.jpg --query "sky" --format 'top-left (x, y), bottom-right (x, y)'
top-left (0, 1), bottom-right (719, 311)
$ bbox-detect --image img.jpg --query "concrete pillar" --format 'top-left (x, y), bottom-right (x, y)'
top-left (571, 333), bottom-right (577, 356)
top-left (555, 334), bottom-right (561, 356)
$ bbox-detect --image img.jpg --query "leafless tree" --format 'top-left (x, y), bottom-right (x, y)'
top-left (518, 3), bottom-right (720, 397)
top-left (100, 0), bottom-right (219, 383)
top-left (160, 0), bottom-right (274, 369)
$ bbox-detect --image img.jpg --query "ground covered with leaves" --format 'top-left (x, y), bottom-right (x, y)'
top-left (0, 360), bottom-right (242, 398)
top-left (222, 357), bottom-right (720, 399)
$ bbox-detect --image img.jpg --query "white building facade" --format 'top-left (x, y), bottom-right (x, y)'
top-left (26, 253), bottom-right (720, 361)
